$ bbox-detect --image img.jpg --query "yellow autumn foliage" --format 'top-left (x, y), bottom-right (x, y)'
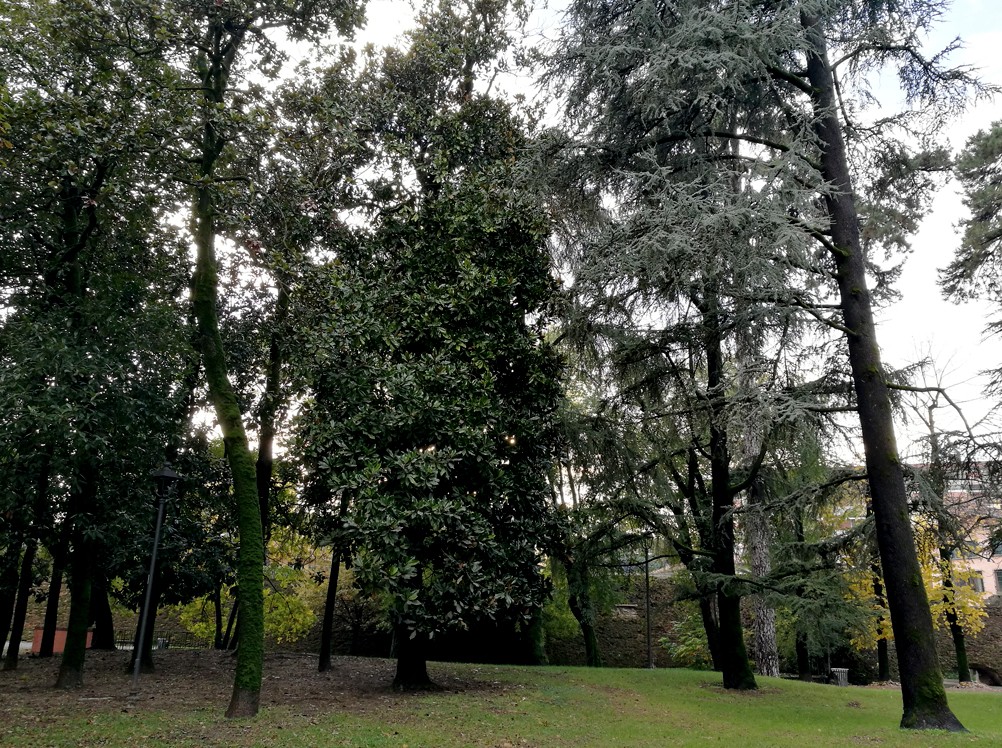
top-left (846, 515), bottom-right (986, 652)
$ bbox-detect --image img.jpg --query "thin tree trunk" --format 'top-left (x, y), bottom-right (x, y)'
top-left (796, 629), bottom-right (812, 681)
top-left (939, 559), bottom-right (970, 682)
top-left (213, 586), bottom-right (224, 650)
top-left (877, 637), bottom-right (890, 682)
top-left (39, 547), bottom-right (65, 659)
top-left (318, 549), bottom-right (343, 673)
top-left (256, 281), bottom-right (289, 546)
top-left (0, 539), bottom-right (21, 657)
top-left (946, 612), bottom-right (970, 683)
top-left (222, 595), bottom-right (239, 651)
top-left (5, 450), bottom-right (52, 666)
top-left (800, 11), bottom-right (961, 730)
top-left (3, 539), bottom-right (37, 670)
top-left (871, 565), bottom-right (891, 682)
top-left (319, 490), bottom-right (351, 672)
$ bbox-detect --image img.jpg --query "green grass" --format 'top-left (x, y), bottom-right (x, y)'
top-left (3, 664), bottom-right (1001, 747)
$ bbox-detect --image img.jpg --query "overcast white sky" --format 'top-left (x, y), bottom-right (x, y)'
top-left (874, 0), bottom-right (1002, 456)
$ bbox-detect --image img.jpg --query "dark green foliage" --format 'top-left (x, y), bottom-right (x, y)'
top-left (298, 183), bottom-right (563, 675)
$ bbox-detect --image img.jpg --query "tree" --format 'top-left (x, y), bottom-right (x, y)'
top-left (0, 0), bottom-right (190, 686)
top-left (299, 181), bottom-right (563, 688)
top-left (943, 121), bottom-right (1002, 311)
top-left (548, 395), bottom-right (657, 667)
top-left (543, 0), bottom-right (973, 726)
top-left (295, 0), bottom-right (563, 689)
top-left (161, 0), bottom-right (364, 716)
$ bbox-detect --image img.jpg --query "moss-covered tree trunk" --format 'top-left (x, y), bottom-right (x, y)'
top-left (188, 19), bottom-right (263, 718)
top-left (527, 607), bottom-right (549, 666)
top-left (193, 169), bottom-right (264, 717)
top-left (801, 11), bottom-right (961, 730)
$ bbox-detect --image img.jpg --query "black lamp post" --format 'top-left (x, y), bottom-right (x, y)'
top-left (131, 464), bottom-right (181, 690)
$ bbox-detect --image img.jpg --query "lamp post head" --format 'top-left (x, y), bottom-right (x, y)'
top-left (151, 464), bottom-right (182, 494)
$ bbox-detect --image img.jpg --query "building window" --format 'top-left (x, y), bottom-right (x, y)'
top-left (959, 572), bottom-right (986, 593)
top-left (995, 570), bottom-right (1002, 595)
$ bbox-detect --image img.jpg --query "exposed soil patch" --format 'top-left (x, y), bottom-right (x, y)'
top-left (0, 650), bottom-right (507, 721)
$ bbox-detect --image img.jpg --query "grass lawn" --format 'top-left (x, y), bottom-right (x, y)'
top-left (2, 653), bottom-right (999, 747)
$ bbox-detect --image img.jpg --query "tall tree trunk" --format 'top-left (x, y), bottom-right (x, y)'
top-left (3, 539), bottom-right (37, 670)
top-left (256, 281), bottom-right (290, 546)
top-left (191, 21), bottom-right (263, 719)
top-left (704, 298), bottom-right (755, 690)
top-left (800, 11), bottom-right (961, 730)
top-left (55, 467), bottom-right (98, 689)
top-left (89, 572), bottom-right (116, 651)
top-left (392, 623), bottom-right (433, 691)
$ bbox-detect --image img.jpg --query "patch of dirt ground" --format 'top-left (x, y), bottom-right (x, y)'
top-left (0, 650), bottom-right (507, 720)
